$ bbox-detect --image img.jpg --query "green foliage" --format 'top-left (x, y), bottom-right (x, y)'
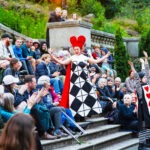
top-left (98, 0), bottom-right (121, 19)
top-left (136, 7), bottom-right (150, 33)
top-left (80, 0), bottom-right (104, 17)
top-left (114, 28), bottom-right (131, 81)
top-left (139, 29), bottom-right (150, 57)
top-left (133, 57), bottom-right (150, 72)
top-left (67, 0), bottom-right (79, 13)
top-left (0, 6), bottom-right (47, 38)
top-left (101, 22), bottom-right (130, 37)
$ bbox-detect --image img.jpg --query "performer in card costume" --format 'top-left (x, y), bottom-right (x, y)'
top-left (50, 35), bottom-right (110, 118)
top-left (128, 51), bottom-right (150, 150)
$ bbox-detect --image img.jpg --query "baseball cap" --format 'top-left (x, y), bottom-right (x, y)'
top-left (37, 75), bottom-right (50, 85)
top-left (1, 33), bottom-right (11, 39)
top-left (3, 75), bottom-right (19, 85)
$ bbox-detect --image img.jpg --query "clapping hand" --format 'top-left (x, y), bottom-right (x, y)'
top-left (27, 92), bottom-right (38, 109)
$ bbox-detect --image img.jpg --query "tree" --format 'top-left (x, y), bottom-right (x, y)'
top-left (139, 29), bottom-right (150, 57)
top-left (114, 28), bottom-right (130, 81)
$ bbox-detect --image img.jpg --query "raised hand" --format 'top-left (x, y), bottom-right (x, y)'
top-left (128, 60), bottom-right (133, 67)
top-left (143, 51), bottom-right (148, 58)
top-left (139, 58), bottom-right (144, 64)
top-left (107, 51), bottom-right (111, 57)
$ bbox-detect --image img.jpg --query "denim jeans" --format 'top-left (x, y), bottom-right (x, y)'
top-left (49, 107), bottom-right (65, 130)
top-left (50, 78), bottom-right (63, 94)
top-left (21, 60), bottom-right (34, 75)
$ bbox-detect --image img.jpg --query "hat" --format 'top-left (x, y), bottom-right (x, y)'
top-left (3, 75), bottom-right (19, 85)
top-left (101, 47), bottom-right (108, 54)
top-left (70, 35), bottom-right (86, 49)
top-left (38, 76), bottom-right (50, 85)
top-left (1, 33), bottom-right (11, 39)
top-left (138, 72), bottom-right (145, 79)
top-left (33, 39), bottom-right (40, 44)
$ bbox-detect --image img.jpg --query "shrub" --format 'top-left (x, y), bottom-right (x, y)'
top-left (114, 28), bottom-right (131, 81)
top-left (138, 29), bottom-right (150, 57)
top-left (80, 0), bottom-right (105, 17)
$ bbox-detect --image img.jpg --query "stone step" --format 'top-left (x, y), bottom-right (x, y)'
top-left (54, 131), bottom-right (133, 150)
top-left (77, 117), bottom-right (108, 130)
top-left (102, 138), bottom-right (139, 150)
top-left (85, 117), bottom-right (108, 129)
top-left (41, 124), bottom-right (120, 150)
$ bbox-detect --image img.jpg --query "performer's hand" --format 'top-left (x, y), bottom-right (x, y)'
top-left (143, 51), bottom-right (148, 58)
top-left (139, 58), bottom-right (144, 64)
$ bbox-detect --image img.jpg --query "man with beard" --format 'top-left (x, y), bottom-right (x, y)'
top-left (0, 33), bottom-right (15, 69)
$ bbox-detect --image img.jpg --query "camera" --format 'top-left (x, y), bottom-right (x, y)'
top-left (18, 70), bottom-right (28, 85)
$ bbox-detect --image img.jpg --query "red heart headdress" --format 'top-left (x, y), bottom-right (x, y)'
top-left (70, 35), bottom-right (86, 49)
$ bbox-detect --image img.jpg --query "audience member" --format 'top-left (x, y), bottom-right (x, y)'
top-left (0, 113), bottom-right (43, 150)
top-left (61, 10), bottom-right (68, 21)
top-left (119, 94), bottom-right (138, 131)
top-left (36, 54), bottom-right (63, 95)
top-left (21, 38), bottom-right (36, 74)
top-left (125, 69), bottom-right (136, 94)
top-left (40, 42), bottom-right (49, 55)
top-left (48, 7), bottom-right (63, 23)
top-left (33, 40), bottom-right (41, 60)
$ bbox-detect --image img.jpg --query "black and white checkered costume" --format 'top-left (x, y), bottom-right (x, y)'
top-left (69, 55), bottom-right (102, 118)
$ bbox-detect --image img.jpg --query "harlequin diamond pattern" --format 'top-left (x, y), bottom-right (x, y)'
top-left (69, 61), bottom-right (102, 118)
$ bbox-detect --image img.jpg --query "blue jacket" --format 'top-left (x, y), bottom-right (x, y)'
top-left (118, 104), bottom-right (137, 125)
top-left (49, 61), bottom-right (66, 75)
top-left (13, 45), bottom-right (26, 61)
top-left (21, 44), bottom-right (35, 58)
top-left (36, 61), bottom-right (52, 79)
top-left (0, 106), bottom-right (30, 123)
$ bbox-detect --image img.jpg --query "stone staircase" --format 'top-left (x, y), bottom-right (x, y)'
top-left (41, 117), bottom-right (139, 150)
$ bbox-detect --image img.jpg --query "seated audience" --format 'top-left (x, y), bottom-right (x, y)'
top-left (0, 92), bottom-right (36, 122)
top-left (96, 78), bottom-right (113, 113)
top-left (21, 38), bottom-right (36, 74)
top-left (33, 40), bottom-right (41, 60)
top-left (125, 69), bottom-right (136, 94)
top-left (13, 38), bottom-right (34, 74)
top-left (119, 94), bottom-right (138, 131)
top-left (0, 34), bottom-right (15, 69)
top-left (40, 42), bottom-right (49, 56)
top-left (101, 47), bottom-right (113, 76)
top-left (36, 54), bottom-right (63, 95)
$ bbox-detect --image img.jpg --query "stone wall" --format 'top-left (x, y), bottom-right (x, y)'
top-left (0, 23), bottom-right (29, 40)
top-left (47, 21), bottom-right (139, 57)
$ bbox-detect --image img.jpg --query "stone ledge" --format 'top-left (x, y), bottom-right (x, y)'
top-left (47, 21), bottom-right (92, 29)
top-left (0, 23), bottom-right (29, 39)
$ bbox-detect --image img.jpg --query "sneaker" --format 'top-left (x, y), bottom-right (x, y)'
top-left (54, 129), bottom-right (68, 137)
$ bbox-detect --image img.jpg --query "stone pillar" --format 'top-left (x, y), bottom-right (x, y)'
top-left (124, 38), bottom-right (139, 57)
top-left (47, 21), bottom-right (92, 50)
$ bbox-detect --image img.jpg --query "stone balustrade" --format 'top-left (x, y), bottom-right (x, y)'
top-left (0, 23), bottom-right (29, 40)
top-left (47, 21), bottom-right (139, 57)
